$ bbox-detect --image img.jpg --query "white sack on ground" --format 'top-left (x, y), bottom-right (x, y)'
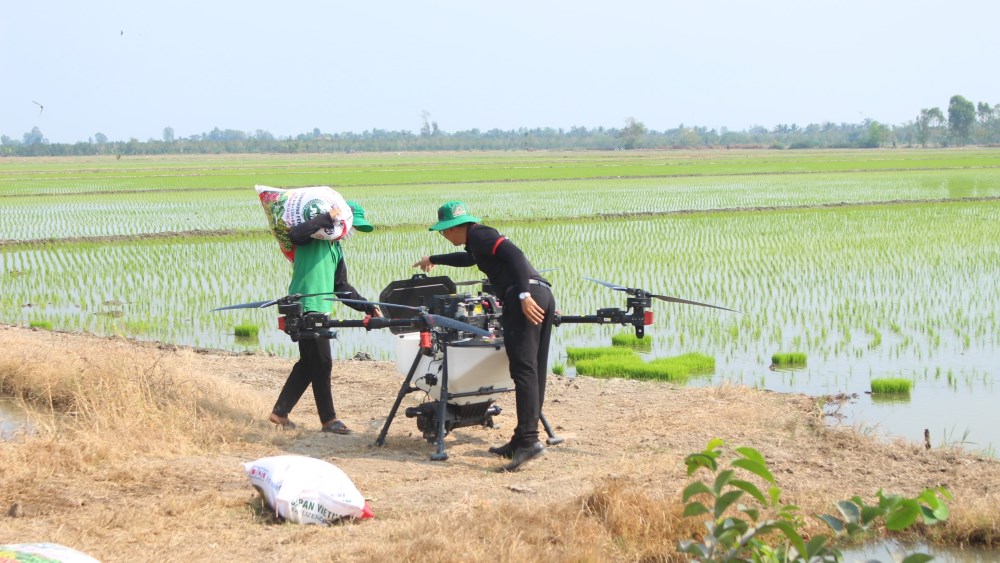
top-left (244, 454), bottom-right (372, 524)
top-left (0, 543), bottom-right (100, 563)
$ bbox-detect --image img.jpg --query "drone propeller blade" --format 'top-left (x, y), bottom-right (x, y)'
top-left (211, 299), bottom-right (278, 311)
top-left (425, 314), bottom-right (493, 338)
top-left (583, 276), bottom-right (739, 313)
top-left (300, 291), bottom-right (352, 299)
top-left (212, 291), bottom-right (351, 312)
top-left (649, 293), bottom-right (741, 313)
top-left (327, 297), bottom-right (422, 311)
top-left (582, 276), bottom-right (627, 291)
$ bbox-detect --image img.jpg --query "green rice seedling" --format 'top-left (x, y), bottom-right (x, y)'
top-left (234, 323), bottom-right (260, 338)
top-left (124, 320), bottom-right (153, 334)
top-left (649, 352), bottom-right (715, 375)
top-left (29, 320), bottom-right (53, 330)
top-left (870, 378), bottom-right (912, 394)
top-left (574, 352), bottom-right (715, 382)
top-left (771, 352), bottom-right (807, 366)
top-left (551, 363), bottom-right (564, 376)
top-left (611, 332), bottom-right (653, 351)
top-left (573, 355), bottom-right (646, 379)
top-left (565, 346), bottom-right (636, 363)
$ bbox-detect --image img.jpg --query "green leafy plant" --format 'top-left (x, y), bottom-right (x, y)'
top-left (678, 439), bottom-right (951, 562)
top-left (552, 362), bottom-right (565, 376)
top-left (29, 320), bottom-right (53, 330)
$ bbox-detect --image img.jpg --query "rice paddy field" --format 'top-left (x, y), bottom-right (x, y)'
top-left (2, 148), bottom-right (999, 456)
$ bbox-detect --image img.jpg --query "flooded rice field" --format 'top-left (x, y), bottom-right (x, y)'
top-left (3, 198), bottom-right (997, 456)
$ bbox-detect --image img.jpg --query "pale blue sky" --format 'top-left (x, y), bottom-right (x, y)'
top-left (3, 0), bottom-right (997, 144)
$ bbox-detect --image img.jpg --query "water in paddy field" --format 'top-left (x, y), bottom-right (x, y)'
top-left (840, 540), bottom-right (999, 562)
top-left (550, 315), bottom-right (998, 459)
top-left (0, 397), bottom-right (33, 440)
top-left (700, 339), bottom-right (998, 458)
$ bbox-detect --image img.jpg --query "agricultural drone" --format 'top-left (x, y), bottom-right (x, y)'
top-left (213, 274), bottom-right (737, 460)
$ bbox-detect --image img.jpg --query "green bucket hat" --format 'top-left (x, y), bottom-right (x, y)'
top-left (429, 200), bottom-right (481, 231)
top-left (347, 200), bottom-right (374, 232)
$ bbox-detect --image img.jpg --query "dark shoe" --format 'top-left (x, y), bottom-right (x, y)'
top-left (322, 420), bottom-right (352, 435)
top-left (497, 441), bottom-right (545, 473)
top-left (488, 440), bottom-right (515, 459)
top-left (269, 413), bottom-right (296, 430)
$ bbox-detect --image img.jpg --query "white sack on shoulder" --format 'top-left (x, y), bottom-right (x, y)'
top-left (256, 185), bottom-right (354, 262)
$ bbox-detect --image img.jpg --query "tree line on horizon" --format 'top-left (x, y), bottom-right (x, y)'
top-left (2, 95), bottom-right (998, 157)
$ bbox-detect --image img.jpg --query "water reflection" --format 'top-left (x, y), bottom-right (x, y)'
top-left (0, 397), bottom-right (33, 440)
top-left (842, 539), bottom-right (998, 562)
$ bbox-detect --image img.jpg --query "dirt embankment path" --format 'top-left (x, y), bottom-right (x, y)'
top-left (1, 324), bottom-right (997, 561)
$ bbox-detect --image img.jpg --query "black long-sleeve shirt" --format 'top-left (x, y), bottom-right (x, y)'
top-left (430, 224), bottom-right (547, 299)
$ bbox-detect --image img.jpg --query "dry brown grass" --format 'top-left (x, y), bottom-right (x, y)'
top-left (0, 326), bottom-right (278, 457)
top-left (1, 324), bottom-right (998, 561)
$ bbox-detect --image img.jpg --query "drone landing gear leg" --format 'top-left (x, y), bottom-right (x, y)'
top-left (540, 412), bottom-right (564, 446)
top-left (430, 353), bottom-right (450, 461)
top-left (375, 348), bottom-right (423, 447)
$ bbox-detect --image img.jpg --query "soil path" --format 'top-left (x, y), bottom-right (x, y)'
top-left (1, 325), bottom-right (997, 561)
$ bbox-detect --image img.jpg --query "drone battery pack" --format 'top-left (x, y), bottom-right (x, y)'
top-left (379, 275), bottom-right (458, 334)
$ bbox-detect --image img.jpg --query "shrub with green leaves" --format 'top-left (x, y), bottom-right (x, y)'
top-left (679, 439), bottom-right (951, 562)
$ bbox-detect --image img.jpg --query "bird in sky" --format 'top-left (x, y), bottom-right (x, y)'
top-left (32, 101), bottom-right (43, 114)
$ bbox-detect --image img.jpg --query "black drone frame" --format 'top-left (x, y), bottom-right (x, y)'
top-left (212, 277), bottom-right (737, 461)
top-left (369, 318), bottom-right (565, 461)
top-left (214, 289), bottom-right (564, 461)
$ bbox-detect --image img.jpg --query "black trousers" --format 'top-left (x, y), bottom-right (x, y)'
top-left (501, 283), bottom-right (555, 446)
top-left (272, 338), bottom-right (336, 424)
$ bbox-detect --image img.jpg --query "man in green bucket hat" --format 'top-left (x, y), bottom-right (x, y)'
top-left (414, 201), bottom-right (555, 472)
top-left (270, 199), bottom-right (381, 435)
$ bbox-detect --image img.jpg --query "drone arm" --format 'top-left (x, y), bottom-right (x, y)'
top-left (554, 307), bottom-right (652, 339)
top-left (553, 309), bottom-right (628, 326)
top-left (323, 316), bottom-right (414, 331)
top-left (553, 313), bottom-right (603, 326)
